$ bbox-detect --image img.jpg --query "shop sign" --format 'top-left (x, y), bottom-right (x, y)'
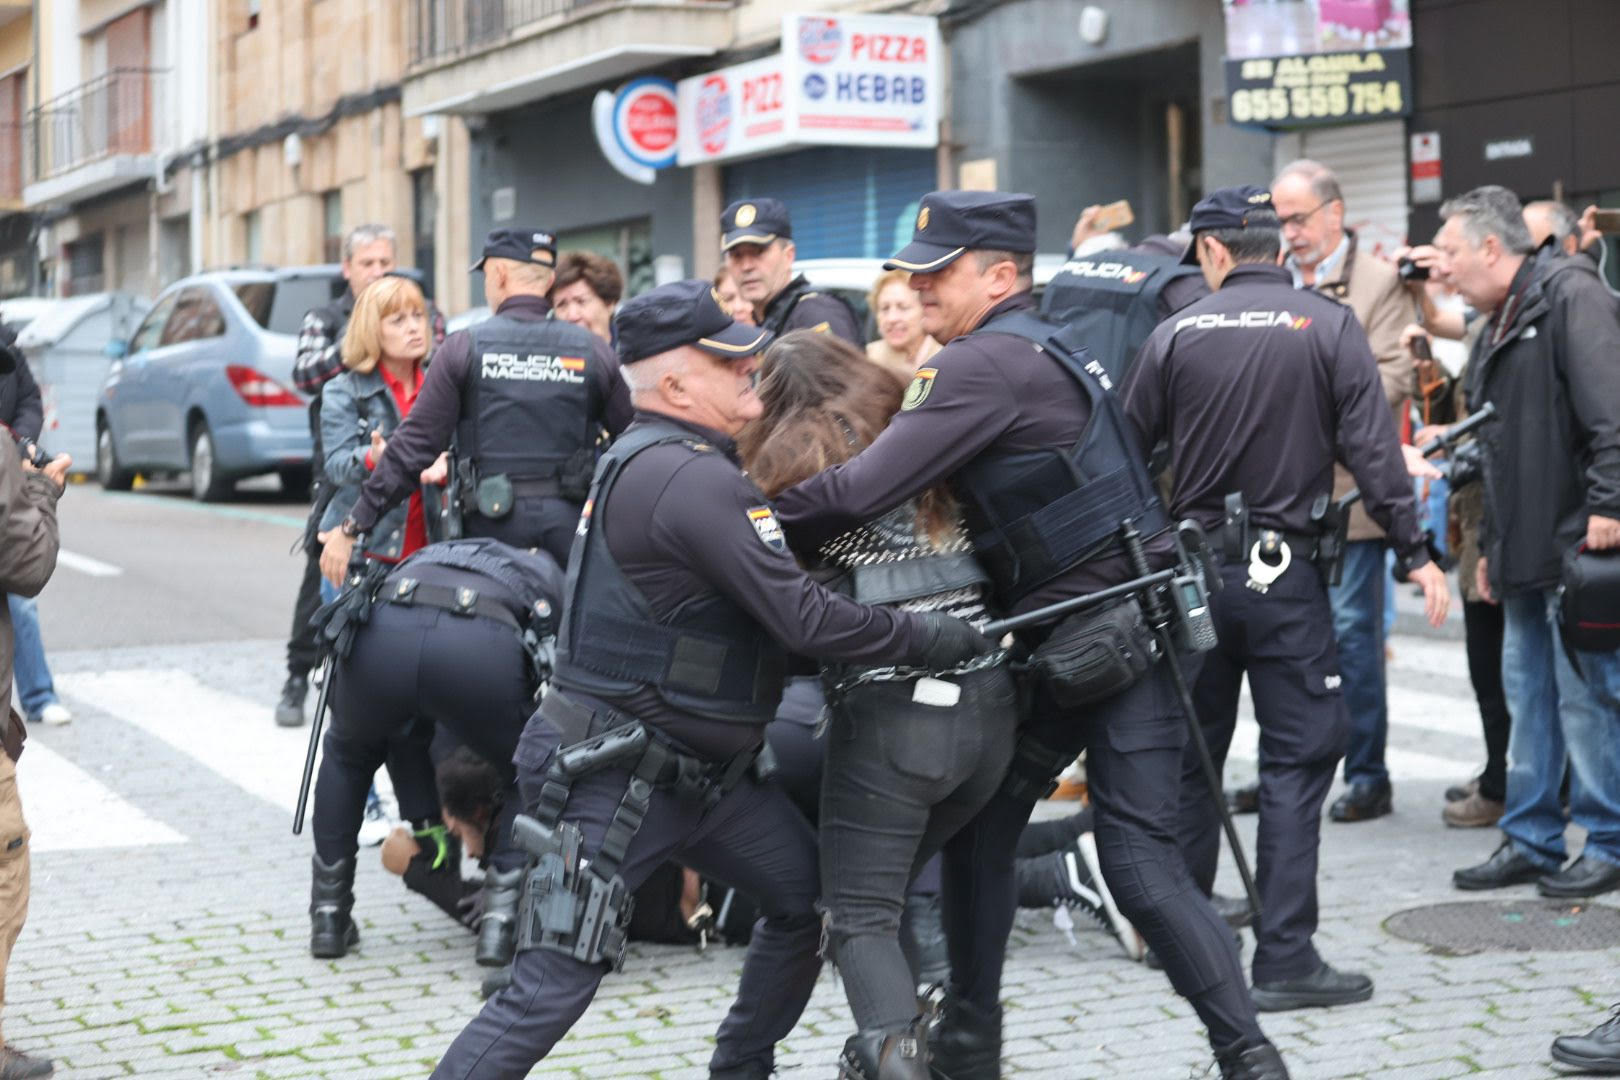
top-left (676, 12), bottom-right (940, 166)
top-left (1220, 0), bottom-right (1412, 130)
top-left (1484, 137), bottom-right (1533, 161)
top-left (593, 77), bottom-right (679, 185)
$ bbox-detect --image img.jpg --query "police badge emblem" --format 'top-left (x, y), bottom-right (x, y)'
top-left (735, 203), bottom-right (757, 227)
top-left (917, 206), bottom-right (930, 230)
top-left (901, 367), bottom-right (937, 410)
top-left (747, 506), bottom-right (786, 552)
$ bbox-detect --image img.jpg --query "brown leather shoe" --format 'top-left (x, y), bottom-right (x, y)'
top-left (1442, 791), bottom-right (1504, 828)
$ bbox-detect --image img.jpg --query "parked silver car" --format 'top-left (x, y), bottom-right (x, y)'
top-left (94, 267), bottom-right (336, 500)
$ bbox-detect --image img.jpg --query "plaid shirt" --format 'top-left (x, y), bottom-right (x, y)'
top-left (293, 296), bottom-right (446, 394)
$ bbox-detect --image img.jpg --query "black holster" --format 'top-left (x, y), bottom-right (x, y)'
top-left (1029, 598), bottom-right (1158, 708)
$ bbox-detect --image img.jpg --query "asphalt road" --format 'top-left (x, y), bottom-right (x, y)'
top-left (40, 475), bottom-right (310, 651)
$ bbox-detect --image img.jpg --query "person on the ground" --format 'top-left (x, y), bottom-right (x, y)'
top-left (1271, 160), bottom-right (1415, 826)
top-left (721, 198), bottom-right (863, 343)
top-left (0, 323), bottom-right (69, 729)
top-left (772, 190), bottom-right (1288, 1080)
top-left (740, 330), bottom-right (1017, 1079)
top-left (549, 251), bottom-right (623, 344)
top-left (0, 326), bottom-right (68, 1080)
top-left (1439, 186), bottom-right (1620, 900)
top-left (276, 224), bottom-right (443, 728)
top-left (322, 228), bottom-right (631, 574)
top-left (1124, 185), bottom-right (1449, 1018)
top-left (430, 279), bottom-right (994, 1080)
top-left (864, 269), bottom-right (940, 385)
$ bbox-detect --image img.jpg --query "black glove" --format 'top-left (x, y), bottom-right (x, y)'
top-left (915, 612), bottom-right (996, 669)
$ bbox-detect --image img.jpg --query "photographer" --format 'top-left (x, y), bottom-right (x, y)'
top-left (0, 324), bottom-right (69, 1079)
top-left (1438, 187), bottom-right (1620, 899)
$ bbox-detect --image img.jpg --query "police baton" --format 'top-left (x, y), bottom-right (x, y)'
top-left (291, 533), bottom-right (368, 835)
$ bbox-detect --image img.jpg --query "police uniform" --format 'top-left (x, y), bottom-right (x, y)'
top-left (772, 190), bottom-right (1275, 1078)
top-left (308, 538), bottom-right (564, 966)
top-left (1122, 187), bottom-right (1429, 1012)
top-left (340, 229), bottom-right (633, 566)
top-left (432, 279), bottom-right (993, 1080)
top-left (721, 198), bottom-right (864, 344)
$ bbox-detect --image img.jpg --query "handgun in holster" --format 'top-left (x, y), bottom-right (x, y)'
top-left (555, 723), bottom-right (650, 780)
top-left (512, 813), bottom-right (584, 954)
top-left (1310, 494), bottom-right (1350, 587)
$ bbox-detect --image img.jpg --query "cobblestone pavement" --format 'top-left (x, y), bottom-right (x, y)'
top-left (9, 631), bottom-right (1616, 1080)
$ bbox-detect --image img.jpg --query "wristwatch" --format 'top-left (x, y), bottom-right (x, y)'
top-left (339, 516), bottom-right (363, 539)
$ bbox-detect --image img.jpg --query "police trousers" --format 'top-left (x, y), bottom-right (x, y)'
top-left (1177, 558), bottom-right (1348, 984)
top-left (945, 655), bottom-right (1265, 1054)
top-left (315, 599), bottom-right (535, 872)
top-left (821, 664), bottom-right (1017, 1032)
top-left (432, 720), bottom-right (822, 1080)
top-left (466, 496), bottom-right (582, 568)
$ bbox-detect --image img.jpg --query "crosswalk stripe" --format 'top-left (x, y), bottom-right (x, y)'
top-left (16, 739), bottom-right (185, 852)
top-left (58, 669), bottom-right (317, 816)
top-left (56, 549), bottom-right (124, 577)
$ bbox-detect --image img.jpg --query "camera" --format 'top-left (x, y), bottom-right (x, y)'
top-left (1445, 440), bottom-right (1484, 490)
top-left (13, 438), bottom-right (48, 470)
top-left (1397, 256), bottom-right (1430, 283)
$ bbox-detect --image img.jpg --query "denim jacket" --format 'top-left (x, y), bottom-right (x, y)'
top-left (318, 367), bottom-right (440, 559)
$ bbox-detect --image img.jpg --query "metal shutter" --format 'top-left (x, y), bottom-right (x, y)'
top-left (1275, 119), bottom-right (1409, 255)
top-left (724, 147), bottom-right (938, 260)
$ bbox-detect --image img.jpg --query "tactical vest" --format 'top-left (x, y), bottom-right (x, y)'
top-left (761, 275), bottom-right (858, 338)
top-left (392, 537), bottom-right (564, 622)
top-left (1040, 249), bottom-right (1203, 385)
top-left (951, 310), bottom-right (1169, 607)
top-left (553, 421), bottom-right (788, 726)
top-left (456, 312), bottom-right (602, 489)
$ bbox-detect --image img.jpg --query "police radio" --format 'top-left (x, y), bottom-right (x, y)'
top-left (1169, 520), bottom-right (1219, 654)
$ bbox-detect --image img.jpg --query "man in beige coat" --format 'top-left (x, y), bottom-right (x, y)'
top-left (0, 324), bottom-right (67, 1079)
top-left (1271, 160), bottom-right (1416, 824)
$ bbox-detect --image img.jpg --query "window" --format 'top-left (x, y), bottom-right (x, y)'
top-left (160, 287), bottom-right (227, 346)
top-left (129, 291), bottom-right (179, 354)
top-left (233, 274), bottom-right (341, 336)
top-left (322, 190), bottom-right (343, 264)
top-left (65, 235), bottom-right (106, 297)
top-left (244, 210), bottom-right (263, 265)
top-left (410, 169), bottom-right (436, 284)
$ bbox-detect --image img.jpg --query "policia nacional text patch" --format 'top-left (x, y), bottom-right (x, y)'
top-left (902, 367), bottom-right (938, 410)
top-left (747, 506), bottom-right (787, 552)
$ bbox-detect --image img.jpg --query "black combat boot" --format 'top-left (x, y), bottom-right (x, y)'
top-left (900, 893), bottom-right (950, 986)
top-left (840, 1017), bottom-right (931, 1079)
top-left (475, 866), bottom-right (526, 968)
top-left (929, 994), bottom-right (1000, 1080)
top-left (309, 854), bottom-right (359, 959)
top-left (1216, 1041), bottom-right (1291, 1080)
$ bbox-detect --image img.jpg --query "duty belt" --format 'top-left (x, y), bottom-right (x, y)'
top-left (1218, 522), bottom-right (1320, 565)
top-left (382, 577), bottom-right (524, 631)
top-left (508, 476), bottom-right (562, 499)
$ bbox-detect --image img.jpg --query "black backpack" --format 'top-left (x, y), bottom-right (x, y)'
top-left (1040, 248), bottom-right (1205, 385)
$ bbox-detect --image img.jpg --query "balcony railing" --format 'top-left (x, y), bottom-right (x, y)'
top-left (408, 0), bottom-right (723, 67)
top-left (25, 68), bottom-right (168, 186)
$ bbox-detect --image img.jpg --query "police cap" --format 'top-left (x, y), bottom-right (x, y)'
top-left (721, 199), bottom-right (792, 252)
top-left (613, 279), bottom-right (774, 364)
top-left (885, 190), bottom-right (1037, 274)
top-left (1180, 186), bottom-right (1274, 264)
top-left (470, 228), bottom-right (558, 273)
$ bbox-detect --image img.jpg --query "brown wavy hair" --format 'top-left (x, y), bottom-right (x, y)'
top-left (739, 330), bottom-right (956, 543)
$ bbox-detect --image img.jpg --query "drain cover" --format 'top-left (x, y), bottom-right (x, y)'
top-left (1385, 900), bottom-right (1620, 954)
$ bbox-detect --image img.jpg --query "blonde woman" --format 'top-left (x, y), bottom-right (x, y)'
top-left (865, 268), bottom-right (940, 384)
top-left (318, 275), bottom-right (446, 589)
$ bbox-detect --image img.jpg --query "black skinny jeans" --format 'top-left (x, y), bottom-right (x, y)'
top-left (1463, 599), bottom-right (1511, 802)
top-left (820, 664), bottom-right (1017, 1032)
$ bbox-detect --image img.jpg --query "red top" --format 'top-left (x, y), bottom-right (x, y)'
top-left (367, 361), bottom-right (428, 559)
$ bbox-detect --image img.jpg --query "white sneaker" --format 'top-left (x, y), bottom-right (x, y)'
top-left (357, 792), bottom-right (391, 847)
top-left (1076, 832), bottom-right (1147, 962)
top-left (37, 703), bottom-right (72, 726)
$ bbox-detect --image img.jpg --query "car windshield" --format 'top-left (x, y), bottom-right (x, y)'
top-left (233, 276), bottom-right (339, 336)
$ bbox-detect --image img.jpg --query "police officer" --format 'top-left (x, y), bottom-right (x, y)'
top-left (431, 279), bottom-right (994, 1080)
top-left (771, 190), bottom-right (1285, 1080)
top-left (1122, 187), bottom-right (1449, 1021)
top-left (321, 228), bottom-right (632, 576)
top-left (721, 198), bottom-right (864, 343)
top-left (308, 538), bottom-right (564, 971)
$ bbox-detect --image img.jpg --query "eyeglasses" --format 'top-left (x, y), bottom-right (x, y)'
top-left (1279, 200), bottom-right (1334, 230)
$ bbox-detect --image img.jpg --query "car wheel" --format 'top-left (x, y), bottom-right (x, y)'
top-left (189, 422), bottom-right (234, 502)
top-left (96, 420), bottom-right (135, 491)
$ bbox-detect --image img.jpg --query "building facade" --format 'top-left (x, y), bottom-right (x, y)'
top-left (1, 2), bottom-right (36, 298)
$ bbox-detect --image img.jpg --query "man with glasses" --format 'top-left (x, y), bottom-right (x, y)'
top-left (1270, 160), bottom-right (1415, 825)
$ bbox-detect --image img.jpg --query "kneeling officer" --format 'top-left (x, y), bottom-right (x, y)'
top-left (431, 280), bottom-right (996, 1080)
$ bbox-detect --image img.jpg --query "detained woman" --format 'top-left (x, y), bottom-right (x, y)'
top-left (738, 331), bottom-right (1016, 1080)
top-left (307, 275), bottom-right (450, 959)
top-left (865, 269), bottom-right (940, 385)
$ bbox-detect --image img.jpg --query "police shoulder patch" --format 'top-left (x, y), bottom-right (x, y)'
top-left (747, 506), bottom-right (787, 553)
top-left (901, 367), bottom-right (938, 411)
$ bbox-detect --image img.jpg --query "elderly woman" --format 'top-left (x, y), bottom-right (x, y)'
top-left (739, 331), bottom-right (1016, 1080)
top-left (713, 266), bottom-right (756, 325)
top-left (865, 268), bottom-right (940, 384)
top-left (549, 251), bottom-right (624, 343)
